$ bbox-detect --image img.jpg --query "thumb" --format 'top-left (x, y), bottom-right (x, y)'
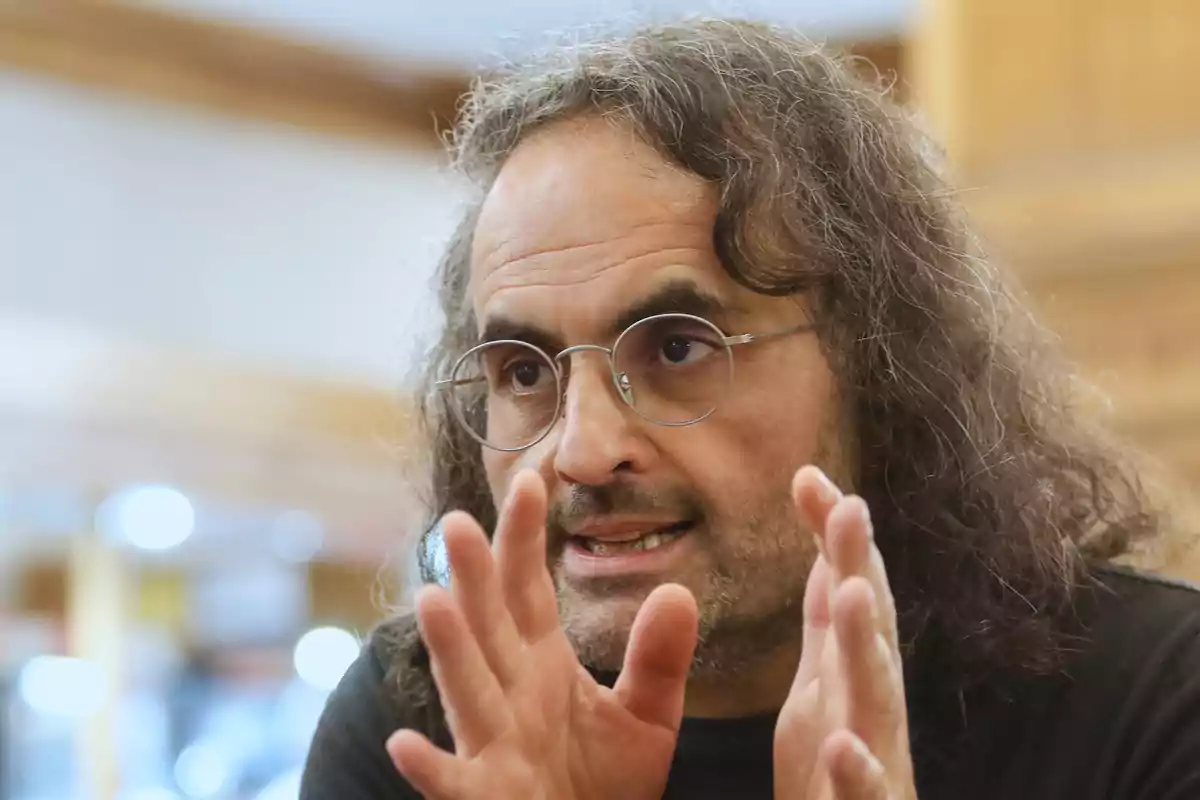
top-left (612, 583), bottom-right (698, 731)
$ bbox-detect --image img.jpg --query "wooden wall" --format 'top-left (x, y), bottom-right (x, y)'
top-left (910, 0), bottom-right (1200, 572)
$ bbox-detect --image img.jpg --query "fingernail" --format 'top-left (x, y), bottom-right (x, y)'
top-left (814, 468), bottom-right (841, 504)
top-left (851, 736), bottom-right (876, 766)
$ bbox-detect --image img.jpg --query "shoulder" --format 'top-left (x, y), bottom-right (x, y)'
top-left (1081, 563), bottom-right (1200, 650)
top-left (370, 612), bottom-right (452, 747)
top-left (1058, 564), bottom-right (1200, 791)
top-left (929, 564), bottom-right (1200, 798)
top-left (1067, 563), bottom-right (1200, 683)
top-left (299, 613), bottom-right (448, 799)
top-left (1088, 561), bottom-right (1200, 599)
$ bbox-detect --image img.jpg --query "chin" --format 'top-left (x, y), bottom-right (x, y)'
top-left (557, 587), bottom-right (646, 671)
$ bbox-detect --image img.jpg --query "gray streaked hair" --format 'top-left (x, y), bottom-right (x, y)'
top-left (392, 18), bottom-right (1160, 697)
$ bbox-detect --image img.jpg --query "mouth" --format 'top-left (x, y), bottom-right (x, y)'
top-left (568, 520), bottom-right (694, 557)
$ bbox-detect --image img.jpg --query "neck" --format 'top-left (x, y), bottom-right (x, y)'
top-left (681, 639), bottom-right (803, 718)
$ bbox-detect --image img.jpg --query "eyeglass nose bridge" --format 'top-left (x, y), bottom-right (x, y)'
top-left (553, 343), bottom-right (635, 407)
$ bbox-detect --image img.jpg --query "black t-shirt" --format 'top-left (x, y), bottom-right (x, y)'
top-left (300, 566), bottom-right (1200, 799)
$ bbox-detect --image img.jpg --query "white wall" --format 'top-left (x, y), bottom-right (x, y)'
top-left (0, 71), bottom-right (469, 389)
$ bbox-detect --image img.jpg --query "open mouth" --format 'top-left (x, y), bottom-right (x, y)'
top-left (570, 520), bottom-right (693, 556)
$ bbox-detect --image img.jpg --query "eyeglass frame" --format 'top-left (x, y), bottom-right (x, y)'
top-left (436, 312), bottom-right (816, 452)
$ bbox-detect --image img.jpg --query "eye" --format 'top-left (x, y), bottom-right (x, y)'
top-left (501, 358), bottom-right (554, 394)
top-left (657, 333), bottom-right (717, 366)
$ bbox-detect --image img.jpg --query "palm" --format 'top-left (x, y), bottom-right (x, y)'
top-left (388, 470), bottom-right (697, 800)
top-left (464, 637), bottom-right (680, 799)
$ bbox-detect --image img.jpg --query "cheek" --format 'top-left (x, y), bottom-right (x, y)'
top-left (757, 386), bottom-right (835, 460)
top-left (482, 450), bottom-right (514, 504)
top-left (696, 361), bottom-right (840, 500)
top-left (482, 448), bottom-right (545, 508)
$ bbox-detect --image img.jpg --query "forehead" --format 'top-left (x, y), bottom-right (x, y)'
top-left (470, 117), bottom-right (713, 276)
top-left (467, 117), bottom-right (737, 334)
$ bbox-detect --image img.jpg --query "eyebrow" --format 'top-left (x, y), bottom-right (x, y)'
top-left (479, 279), bottom-right (733, 352)
top-left (609, 280), bottom-right (731, 336)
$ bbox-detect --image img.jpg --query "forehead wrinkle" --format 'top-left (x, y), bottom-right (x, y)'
top-left (471, 234), bottom-right (716, 319)
top-left (473, 218), bottom-right (705, 272)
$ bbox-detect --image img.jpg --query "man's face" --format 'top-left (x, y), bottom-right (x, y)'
top-left (468, 118), bottom-right (845, 676)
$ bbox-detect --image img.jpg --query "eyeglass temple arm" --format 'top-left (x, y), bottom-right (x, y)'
top-left (722, 321), bottom-right (816, 347)
top-left (436, 376), bottom-right (487, 388)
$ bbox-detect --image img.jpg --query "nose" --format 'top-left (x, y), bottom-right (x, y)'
top-left (544, 355), bottom-right (655, 487)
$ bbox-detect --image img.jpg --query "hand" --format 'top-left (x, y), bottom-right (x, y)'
top-left (386, 469), bottom-right (699, 799)
top-left (773, 467), bottom-right (917, 800)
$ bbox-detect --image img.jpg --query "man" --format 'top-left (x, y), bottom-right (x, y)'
top-left (301, 18), bottom-right (1200, 800)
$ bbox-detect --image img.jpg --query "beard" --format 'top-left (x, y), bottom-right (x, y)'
top-left (547, 480), bottom-right (818, 681)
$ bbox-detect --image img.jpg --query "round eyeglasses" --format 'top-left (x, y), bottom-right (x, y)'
top-left (437, 313), bottom-right (814, 452)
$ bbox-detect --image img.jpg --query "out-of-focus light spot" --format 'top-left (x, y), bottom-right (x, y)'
top-left (293, 626), bottom-right (359, 692)
top-left (17, 656), bottom-right (104, 718)
top-left (100, 484), bottom-right (195, 551)
top-left (270, 509), bottom-right (324, 563)
top-left (174, 741), bottom-right (230, 799)
top-left (202, 703), bottom-right (262, 758)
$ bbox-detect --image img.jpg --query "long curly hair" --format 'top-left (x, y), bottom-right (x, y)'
top-left (391, 18), bottom-right (1162, 702)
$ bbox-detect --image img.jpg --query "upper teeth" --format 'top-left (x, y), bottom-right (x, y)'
top-left (582, 529), bottom-right (681, 555)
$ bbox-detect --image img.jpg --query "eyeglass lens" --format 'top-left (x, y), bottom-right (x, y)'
top-left (449, 314), bottom-right (734, 451)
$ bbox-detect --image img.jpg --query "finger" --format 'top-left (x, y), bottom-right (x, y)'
top-left (613, 583), bottom-right (698, 731)
top-left (774, 677), bottom-right (827, 799)
top-left (825, 496), bottom-right (900, 656)
top-left (821, 729), bottom-right (888, 800)
top-left (443, 510), bottom-right (524, 689)
top-left (792, 466), bottom-right (848, 675)
top-left (792, 552), bottom-right (832, 688)
top-left (832, 577), bottom-right (904, 756)
top-left (414, 585), bottom-right (511, 755)
top-left (792, 465), bottom-right (844, 548)
top-left (493, 470), bottom-right (561, 641)
top-left (824, 496), bottom-right (872, 580)
top-left (387, 728), bottom-right (466, 799)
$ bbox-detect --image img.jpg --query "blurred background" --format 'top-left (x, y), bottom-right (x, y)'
top-left (0, 1), bottom-right (1196, 798)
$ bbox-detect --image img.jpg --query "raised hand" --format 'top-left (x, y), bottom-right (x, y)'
top-left (386, 469), bottom-right (699, 800)
top-left (774, 466), bottom-right (917, 800)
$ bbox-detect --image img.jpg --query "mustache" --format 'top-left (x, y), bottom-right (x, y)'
top-left (546, 481), bottom-right (705, 540)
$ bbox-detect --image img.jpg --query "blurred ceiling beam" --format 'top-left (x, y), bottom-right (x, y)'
top-left (0, 1), bottom-right (467, 147)
top-left (0, 314), bottom-right (408, 449)
top-left (0, 3), bottom-right (910, 151)
top-left (963, 147), bottom-right (1200, 280)
top-left (0, 313), bottom-right (421, 560)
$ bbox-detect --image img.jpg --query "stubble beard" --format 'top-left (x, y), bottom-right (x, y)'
top-left (554, 510), bottom-right (815, 683)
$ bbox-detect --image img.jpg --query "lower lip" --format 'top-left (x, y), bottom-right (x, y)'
top-left (560, 528), bottom-right (693, 579)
